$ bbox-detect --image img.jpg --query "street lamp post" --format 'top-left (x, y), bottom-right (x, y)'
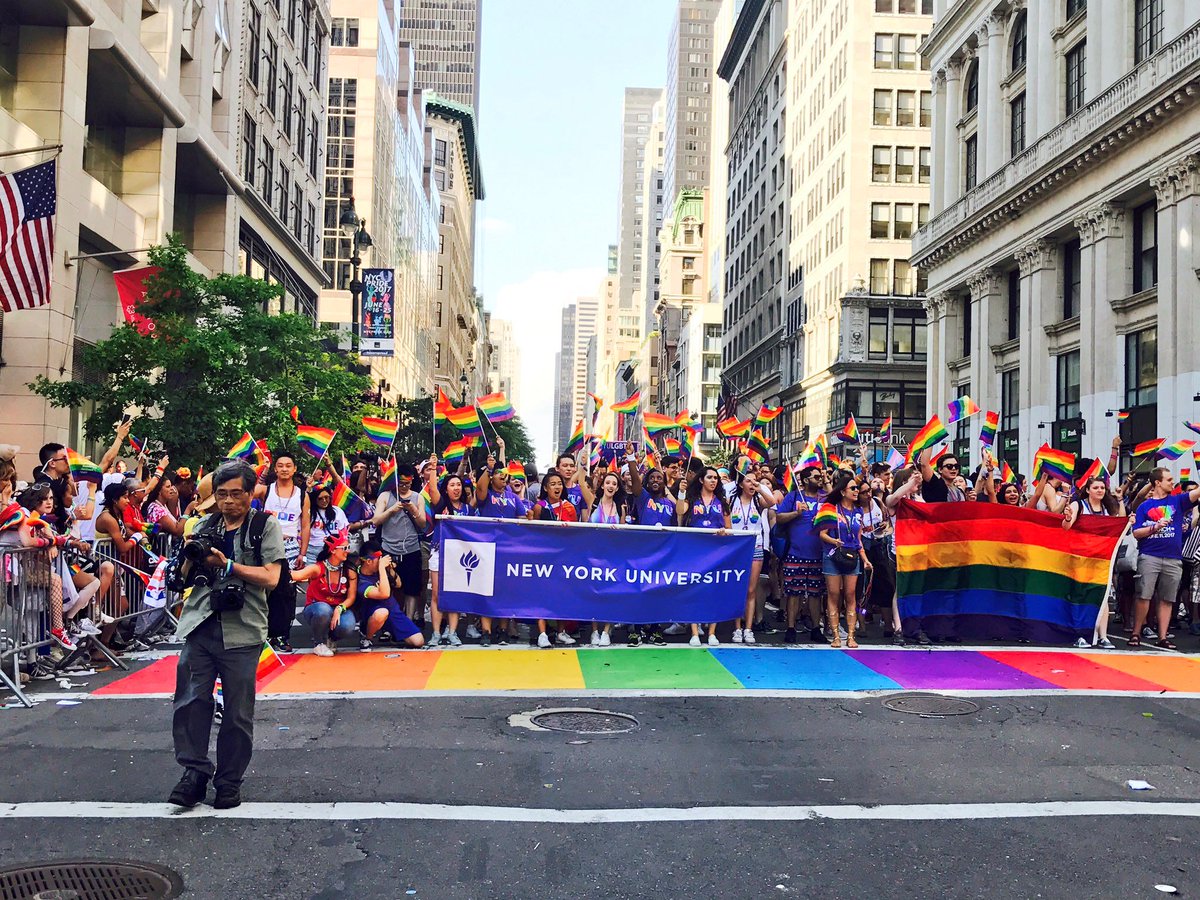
top-left (459, 369), bottom-right (469, 406)
top-left (338, 197), bottom-right (373, 351)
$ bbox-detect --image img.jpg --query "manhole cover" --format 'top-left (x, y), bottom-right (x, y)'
top-left (530, 710), bottom-right (639, 734)
top-left (0, 860), bottom-right (183, 900)
top-left (883, 694), bottom-right (980, 717)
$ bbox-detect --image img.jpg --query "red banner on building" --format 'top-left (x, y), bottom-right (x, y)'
top-left (113, 265), bottom-right (161, 336)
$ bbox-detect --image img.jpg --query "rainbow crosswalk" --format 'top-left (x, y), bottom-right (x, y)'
top-left (91, 646), bottom-right (1200, 696)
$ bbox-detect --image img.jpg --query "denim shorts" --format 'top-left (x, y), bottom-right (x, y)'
top-left (821, 550), bottom-right (862, 577)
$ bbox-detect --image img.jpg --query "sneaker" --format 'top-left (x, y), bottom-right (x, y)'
top-left (77, 617), bottom-right (101, 636)
top-left (892, 632), bottom-right (907, 646)
top-left (496, 630), bottom-right (509, 646)
top-left (556, 631), bottom-right (576, 646)
top-left (168, 770), bottom-right (209, 809)
top-left (707, 634), bottom-right (719, 646)
top-left (784, 627), bottom-right (797, 645)
top-left (663, 622), bottom-right (687, 636)
top-left (627, 631), bottom-right (642, 647)
top-left (1096, 637), bottom-right (1116, 649)
top-left (649, 631), bottom-right (666, 646)
top-left (1142, 626), bottom-right (1156, 638)
top-left (427, 632), bottom-right (443, 648)
top-left (731, 628), bottom-right (744, 643)
top-left (98, 612), bottom-right (115, 625)
top-left (916, 631), bottom-right (932, 645)
top-left (599, 631), bottom-right (611, 647)
top-left (480, 632), bottom-right (492, 648)
top-left (590, 630), bottom-right (601, 646)
top-left (743, 630), bottom-right (756, 645)
top-left (466, 623), bottom-right (482, 639)
top-left (359, 638), bottom-right (373, 651)
top-left (1074, 637), bottom-right (1090, 649)
top-left (810, 627), bottom-right (826, 644)
top-left (447, 632), bottom-right (463, 647)
top-left (313, 642), bottom-right (334, 657)
top-left (537, 632), bottom-right (551, 649)
top-left (688, 634), bottom-right (702, 647)
top-left (50, 628), bottom-right (76, 651)
top-left (213, 785), bottom-right (241, 810)
top-left (764, 601), bottom-right (780, 613)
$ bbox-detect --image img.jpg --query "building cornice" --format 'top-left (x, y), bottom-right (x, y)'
top-left (914, 22), bottom-right (1200, 270)
top-left (717, 0), bottom-right (768, 81)
top-left (426, 93), bottom-right (485, 201)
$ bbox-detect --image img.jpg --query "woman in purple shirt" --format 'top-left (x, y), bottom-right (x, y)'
top-left (676, 466), bottom-right (732, 646)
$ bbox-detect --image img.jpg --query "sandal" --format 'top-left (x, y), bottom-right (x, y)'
top-left (830, 636), bottom-right (842, 648)
top-left (1155, 638), bottom-right (1177, 650)
top-left (846, 637), bottom-right (859, 649)
top-left (1127, 635), bottom-right (1141, 649)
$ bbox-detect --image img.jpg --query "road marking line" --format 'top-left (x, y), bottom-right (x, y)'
top-left (2, 800), bottom-right (1200, 823)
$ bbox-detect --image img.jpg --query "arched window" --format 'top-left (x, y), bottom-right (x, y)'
top-left (965, 61), bottom-right (979, 112)
top-left (1011, 12), bottom-right (1028, 71)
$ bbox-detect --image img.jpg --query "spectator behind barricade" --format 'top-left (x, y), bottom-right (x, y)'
top-left (352, 540), bottom-right (424, 650)
top-left (919, 451), bottom-right (967, 502)
top-left (170, 460), bottom-right (285, 810)
top-left (49, 477), bottom-right (108, 637)
top-left (35, 443), bottom-right (70, 486)
top-left (175, 468), bottom-right (195, 513)
top-left (1129, 467), bottom-right (1200, 650)
top-left (291, 530), bottom-right (357, 656)
top-left (142, 472), bottom-right (186, 540)
top-left (97, 481), bottom-right (150, 558)
top-left (16, 483), bottom-right (76, 651)
top-left (121, 477), bottom-right (151, 537)
top-left (304, 485), bottom-right (349, 565)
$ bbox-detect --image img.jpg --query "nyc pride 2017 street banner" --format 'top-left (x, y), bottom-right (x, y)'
top-left (438, 517), bottom-right (756, 623)
top-left (895, 500), bottom-right (1128, 644)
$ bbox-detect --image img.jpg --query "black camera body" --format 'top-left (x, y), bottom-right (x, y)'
top-left (210, 580), bottom-right (247, 613)
top-left (165, 528), bottom-right (222, 593)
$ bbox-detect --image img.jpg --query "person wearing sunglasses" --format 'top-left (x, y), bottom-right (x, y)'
top-left (918, 451), bottom-right (968, 503)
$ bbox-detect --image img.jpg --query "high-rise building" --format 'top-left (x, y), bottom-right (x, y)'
top-left (913, 1), bottom-right (1200, 471)
top-left (657, 189), bottom-right (712, 421)
top-left (321, 2), bottom-right (440, 404)
top-left (487, 317), bottom-right (520, 411)
top-left (236, 0), bottom-right (331, 317)
top-left (396, 0), bottom-right (482, 115)
top-left (639, 95), bottom-right (668, 341)
top-left (617, 87), bottom-right (663, 321)
top-left (784, 0), bottom-right (933, 458)
top-left (554, 303), bottom-right (577, 452)
top-left (572, 295), bottom-right (600, 429)
top-left (663, 0), bottom-right (722, 206)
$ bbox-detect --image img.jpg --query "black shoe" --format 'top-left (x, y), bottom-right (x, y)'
top-left (627, 631), bottom-right (642, 646)
top-left (480, 632), bottom-right (491, 648)
top-left (168, 770), bottom-right (209, 808)
top-left (650, 631), bottom-right (666, 646)
top-left (496, 630), bottom-right (509, 645)
top-left (810, 627), bottom-right (827, 644)
top-left (892, 632), bottom-right (907, 646)
top-left (213, 786), bottom-right (241, 809)
top-left (784, 627), bottom-right (797, 645)
top-left (916, 631), bottom-right (932, 645)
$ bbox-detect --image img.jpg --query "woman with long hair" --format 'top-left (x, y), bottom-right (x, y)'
top-left (1063, 475), bottom-right (1126, 649)
top-left (48, 477), bottom-right (106, 637)
top-left (676, 466), bottom-right (732, 646)
top-left (529, 470), bottom-right (579, 648)
top-left (14, 483), bottom-right (74, 651)
top-left (291, 531), bottom-right (358, 656)
top-left (257, 451), bottom-right (311, 653)
top-left (587, 470), bottom-right (628, 646)
top-left (729, 470), bottom-right (776, 644)
top-left (816, 478), bottom-right (872, 649)
top-left (426, 464), bottom-right (475, 647)
top-left (304, 485), bottom-right (349, 565)
top-left (141, 472), bottom-right (186, 540)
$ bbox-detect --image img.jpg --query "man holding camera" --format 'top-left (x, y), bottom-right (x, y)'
top-left (169, 461), bottom-right (285, 810)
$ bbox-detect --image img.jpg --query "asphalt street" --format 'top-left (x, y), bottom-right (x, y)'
top-left (1, 694), bottom-right (1199, 898)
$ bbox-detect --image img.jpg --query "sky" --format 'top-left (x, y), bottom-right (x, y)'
top-left (475, 0), bottom-right (678, 470)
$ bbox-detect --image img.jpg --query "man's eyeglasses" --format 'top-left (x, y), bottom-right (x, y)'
top-left (52, 455), bottom-right (68, 464)
top-left (215, 489), bottom-right (248, 501)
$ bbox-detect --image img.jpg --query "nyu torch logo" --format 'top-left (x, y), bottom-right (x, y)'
top-left (443, 540), bottom-right (495, 596)
top-left (460, 549), bottom-right (481, 585)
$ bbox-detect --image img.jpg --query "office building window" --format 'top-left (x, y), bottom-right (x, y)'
top-left (1067, 0), bottom-right (1087, 19)
top-left (897, 90), bottom-right (916, 125)
top-left (870, 258), bottom-right (889, 295)
top-left (894, 204), bottom-right (914, 239)
top-left (1010, 92), bottom-right (1026, 156)
top-left (1135, 0), bottom-right (1163, 62)
top-left (872, 146), bottom-right (891, 182)
top-left (278, 167), bottom-right (290, 223)
top-left (1011, 12), bottom-right (1027, 70)
top-left (1063, 238), bottom-right (1081, 319)
top-left (437, 266), bottom-right (444, 290)
top-left (896, 147), bottom-right (914, 183)
top-left (1133, 201), bottom-right (1158, 292)
top-left (247, 6), bottom-right (261, 85)
top-left (873, 90), bottom-right (892, 125)
top-left (893, 260), bottom-right (913, 295)
top-left (1001, 368), bottom-right (1020, 459)
top-left (965, 63), bottom-right (979, 112)
top-left (961, 296), bottom-right (972, 358)
top-left (919, 91), bottom-right (932, 127)
top-left (281, 66), bottom-right (294, 141)
top-left (871, 203), bottom-right (890, 238)
top-left (964, 135), bottom-right (978, 190)
top-left (874, 34), bottom-right (895, 68)
top-left (1125, 327), bottom-right (1157, 408)
top-left (435, 139), bottom-right (447, 167)
top-left (292, 186), bottom-right (302, 241)
top-left (242, 113), bottom-right (256, 183)
top-left (260, 139), bottom-right (274, 204)
top-left (897, 35), bottom-right (918, 70)
top-left (892, 308), bottom-right (927, 361)
top-left (1007, 268), bottom-right (1020, 341)
top-left (919, 147), bottom-right (931, 183)
top-left (264, 37), bottom-right (278, 115)
top-left (1057, 351), bottom-right (1081, 419)
top-left (1066, 41), bottom-right (1086, 114)
top-left (330, 17), bottom-right (359, 47)
top-left (869, 308), bottom-right (889, 359)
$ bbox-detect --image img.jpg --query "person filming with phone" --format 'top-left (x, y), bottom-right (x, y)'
top-left (370, 461), bottom-right (427, 626)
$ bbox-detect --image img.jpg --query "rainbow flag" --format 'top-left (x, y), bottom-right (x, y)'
top-left (362, 416), bottom-right (399, 448)
top-left (946, 395), bottom-right (981, 424)
top-left (1183, 421), bottom-right (1200, 437)
top-left (1181, 467), bottom-right (1192, 482)
top-left (1034, 445), bottom-right (1076, 482)
top-left (296, 425), bottom-right (336, 460)
top-left (477, 392), bottom-right (516, 423)
top-left (610, 392), bottom-right (641, 415)
top-left (1075, 458), bottom-right (1108, 489)
top-left (289, 406), bottom-right (301, 423)
top-left (747, 429), bottom-right (770, 461)
top-left (339, 453), bottom-right (351, 484)
top-left (717, 417), bottom-right (752, 439)
top-left (0, 504), bottom-right (27, 533)
top-left (310, 468), bottom-right (334, 492)
top-left (681, 426), bottom-right (701, 459)
top-left (798, 441), bottom-right (819, 469)
top-left (447, 405), bottom-right (483, 437)
top-left (643, 412), bottom-right (677, 434)
top-left (828, 452), bottom-right (844, 469)
top-left (886, 448), bottom-right (905, 470)
top-left (379, 457), bottom-right (397, 495)
top-left (813, 503), bottom-right (839, 530)
top-left (256, 643), bottom-right (285, 682)
top-left (754, 405), bottom-right (782, 429)
top-left (929, 446), bottom-right (949, 468)
top-left (640, 424), bottom-right (656, 453)
top-left (587, 392), bottom-right (603, 422)
top-left (225, 431), bottom-right (256, 461)
top-left (836, 414), bottom-right (859, 444)
top-left (331, 476), bottom-right (371, 522)
top-left (1158, 438), bottom-right (1196, 461)
top-left (781, 465), bottom-right (796, 494)
top-left (128, 435), bottom-right (145, 458)
top-left (1130, 437), bottom-right (1165, 457)
top-left (434, 388), bottom-right (452, 427)
top-left (66, 449), bottom-right (103, 486)
top-left (563, 419), bottom-right (586, 456)
top-left (878, 416), bottom-right (893, 443)
top-left (442, 438), bottom-right (473, 463)
top-left (895, 500), bottom-right (1128, 642)
top-left (663, 437), bottom-right (682, 454)
top-left (814, 433), bottom-right (829, 468)
top-left (254, 439), bottom-right (272, 467)
top-left (1116, 411), bottom-right (1130, 422)
top-left (506, 460), bottom-right (525, 480)
top-left (736, 456), bottom-right (752, 476)
top-left (979, 411), bottom-right (999, 448)
top-left (1001, 461), bottom-right (1015, 484)
top-left (674, 411), bottom-right (697, 429)
top-left (907, 415), bottom-right (949, 463)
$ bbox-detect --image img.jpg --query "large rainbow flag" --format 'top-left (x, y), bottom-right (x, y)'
top-left (895, 500), bottom-right (1127, 643)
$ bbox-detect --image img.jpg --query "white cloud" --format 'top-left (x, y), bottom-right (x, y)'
top-left (489, 267), bottom-right (605, 470)
top-left (481, 217), bottom-right (514, 234)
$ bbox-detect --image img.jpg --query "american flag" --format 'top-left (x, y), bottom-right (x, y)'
top-left (0, 160), bottom-right (56, 312)
top-left (716, 378), bottom-right (739, 425)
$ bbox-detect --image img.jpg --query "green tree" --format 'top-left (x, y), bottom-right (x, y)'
top-left (31, 236), bottom-right (371, 468)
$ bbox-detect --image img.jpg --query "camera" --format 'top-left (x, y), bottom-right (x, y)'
top-left (165, 530), bottom-right (221, 592)
top-left (210, 581), bottom-right (246, 613)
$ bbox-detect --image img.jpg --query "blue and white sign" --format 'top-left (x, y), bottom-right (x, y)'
top-left (438, 517), bottom-right (755, 623)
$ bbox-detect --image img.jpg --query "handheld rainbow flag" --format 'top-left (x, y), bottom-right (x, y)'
top-left (828, 452), bottom-right (844, 469)
top-left (930, 445), bottom-right (949, 468)
top-left (836, 414), bottom-right (859, 444)
top-left (610, 392), bottom-right (641, 414)
top-left (289, 406), bottom-right (301, 423)
top-left (296, 425), bottom-right (336, 460)
top-left (1158, 438), bottom-right (1197, 461)
top-left (798, 441), bottom-right (820, 469)
top-left (310, 468), bottom-right (334, 492)
top-left (476, 392), bottom-right (516, 423)
top-left (447, 405), bottom-right (483, 437)
top-left (643, 412), bottom-right (678, 434)
top-left (505, 460), bottom-right (525, 480)
top-left (66, 449), bottom-right (103, 486)
top-left (442, 438), bottom-right (473, 463)
top-left (979, 411), bottom-right (999, 448)
top-left (946, 395), bottom-right (981, 424)
top-left (1130, 437), bottom-right (1165, 457)
top-left (253, 439), bottom-right (272, 467)
top-left (906, 415), bottom-right (949, 463)
top-left (781, 465), bottom-right (796, 494)
top-left (717, 417), bottom-right (752, 439)
top-left (813, 503), bottom-right (839, 530)
top-left (754, 405), bottom-right (782, 429)
top-left (331, 476), bottom-right (371, 522)
top-left (886, 447), bottom-right (906, 470)
top-left (586, 392), bottom-right (603, 422)
top-left (663, 437), bottom-right (682, 454)
top-left (1183, 421), bottom-right (1200, 437)
top-left (814, 433), bottom-right (829, 468)
top-left (1035, 445), bottom-right (1076, 483)
top-left (563, 419), bottom-right (587, 455)
top-left (256, 643), bottom-right (285, 682)
top-left (127, 435), bottom-right (146, 458)
top-left (362, 416), bottom-right (399, 448)
top-left (1001, 461), bottom-right (1015, 483)
top-left (640, 424), bottom-right (656, 453)
top-left (1181, 467), bottom-right (1193, 482)
top-left (434, 388), bottom-right (452, 427)
top-left (379, 457), bottom-right (398, 495)
top-left (878, 415), bottom-right (893, 443)
top-left (1075, 458), bottom-right (1108, 489)
top-left (747, 429), bottom-right (770, 461)
top-left (681, 426), bottom-right (701, 459)
top-left (1116, 411), bottom-right (1130, 422)
top-left (340, 453), bottom-right (352, 484)
top-left (225, 431), bottom-right (256, 461)
top-left (736, 456), bottom-right (753, 476)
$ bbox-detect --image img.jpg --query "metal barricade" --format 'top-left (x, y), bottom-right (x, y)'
top-left (0, 546), bottom-right (55, 708)
top-left (91, 533), bottom-right (181, 634)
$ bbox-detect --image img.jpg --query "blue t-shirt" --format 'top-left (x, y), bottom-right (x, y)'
top-left (775, 490), bottom-right (826, 559)
top-left (637, 488), bottom-right (677, 527)
top-left (430, 500), bottom-right (475, 543)
top-left (355, 572), bottom-right (381, 603)
top-left (686, 495), bottom-right (726, 530)
top-left (478, 487), bottom-right (522, 519)
top-left (1135, 493), bottom-right (1195, 559)
top-left (565, 484), bottom-right (586, 518)
top-left (817, 504), bottom-right (864, 552)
